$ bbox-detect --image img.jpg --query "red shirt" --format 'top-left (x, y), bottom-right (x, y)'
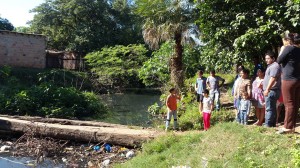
top-left (166, 94), bottom-right (178, 111)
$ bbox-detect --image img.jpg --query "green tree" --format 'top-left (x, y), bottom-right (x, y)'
top-left (29, 0), bottom-right (143, 53)
top-left (0, 17), bottom-right (14, 31)
top-left (135, 0), bottom-right (198, 89)
top-left (85, 44), bottom-right (148, 88)
top-left (196, 0), bottom-right (300, 70)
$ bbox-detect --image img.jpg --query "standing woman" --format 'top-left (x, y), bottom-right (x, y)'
top-left (277, 33), bottom-right (300, 133)
top-left (234, 69), bottom-right (252, 122)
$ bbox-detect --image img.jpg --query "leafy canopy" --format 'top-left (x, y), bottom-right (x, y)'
top-left (85, 44), bottom-right (148, 87)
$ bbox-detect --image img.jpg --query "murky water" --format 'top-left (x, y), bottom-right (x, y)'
top-left (0, 92), bottom-right (161, 167)
top-left (0, 154), bottom-right (64, 168)
top-left (98, 93), bottom-right (161, 126)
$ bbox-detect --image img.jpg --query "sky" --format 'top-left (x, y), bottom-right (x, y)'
top-left (0, 0), bottom-right (45, 27)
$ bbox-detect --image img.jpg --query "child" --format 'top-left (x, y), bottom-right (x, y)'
top-left (165, 88), bottom-right (181, 131)
top-left (238, 92), bottom-right (251, 125)
top-left (252, 67), bottom-right (265, 126)
top-left (201, 89), bottom-right (213, 131)
top-left (195, 70), bottom-right (206, 114)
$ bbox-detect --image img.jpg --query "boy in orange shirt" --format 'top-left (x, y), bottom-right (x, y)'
top-left (165, 88), bottom-right (181, 131)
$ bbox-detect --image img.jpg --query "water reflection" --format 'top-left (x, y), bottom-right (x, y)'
top-left (0, 154), bottom-right (64, 168)
top-left (98, 93), bottom-right (160, 126)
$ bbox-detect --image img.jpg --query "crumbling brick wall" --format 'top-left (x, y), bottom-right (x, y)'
top-left (0, 30), bottom-right (46, 68)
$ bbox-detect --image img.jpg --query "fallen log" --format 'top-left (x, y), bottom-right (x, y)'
top-left (0, 116), bottom-right (160, 147)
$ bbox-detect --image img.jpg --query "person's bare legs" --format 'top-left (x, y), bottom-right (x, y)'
top-left (276, 103), bottom-right (283, 126)
top-left (258, 108), bottom-right (265, 126)
top-left (254, 107), bottom-right (260, 125)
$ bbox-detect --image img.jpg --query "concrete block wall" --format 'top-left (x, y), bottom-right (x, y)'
top-left (0, 31), bottom-right (47, 68)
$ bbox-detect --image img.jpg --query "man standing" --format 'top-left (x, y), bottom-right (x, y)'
top-left (263, 51), bottom-right (281, 127)
top-left (206, 70), bottom-right (225, 111)
top-left (195, 70), bottom-right (206, 114)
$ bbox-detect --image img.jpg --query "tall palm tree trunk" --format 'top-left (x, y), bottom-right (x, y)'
top-left (170, 32), bottom-right (184, 89)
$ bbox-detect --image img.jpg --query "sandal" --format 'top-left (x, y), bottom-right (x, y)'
top-left (276, 128), bottom-right (295, 134)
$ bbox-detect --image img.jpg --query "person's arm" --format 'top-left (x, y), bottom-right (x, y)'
top-left (219, 77), bottom-right (225, 87)
top-left (247, 100), bottom-right (251, 115)
top-left (166, 95), bottom-right (170, 110)
top-left (206, 77), bottom-right (210, 89)
top-left (210, 99), bottom-right (214, 111)
top-left (247, 82), bottom-right (252, 99)
top-left (277, 46), bottom-right (292, 64)
top-left (263, 77), bottom-right (277, 96)
top-left (195, 81), bottom-right (198, 91)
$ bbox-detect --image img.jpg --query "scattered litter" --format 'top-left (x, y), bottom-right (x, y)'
top-left (101, 159), bottom-right (110, 167)
top-left (125, 150), bottom-right (135, 159)
top-left (104, 144), bottom-right (111, 153)
top-left (0, 145), bottom-right (11, 152)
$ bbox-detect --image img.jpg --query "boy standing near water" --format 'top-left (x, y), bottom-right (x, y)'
top-left (195, 70), bottom-right (206, 114)
top-left (165, 88), bottom-right (181, 131)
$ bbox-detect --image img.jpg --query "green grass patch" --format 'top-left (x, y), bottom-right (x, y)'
top-left (115, 122), bottom-right (297, 168)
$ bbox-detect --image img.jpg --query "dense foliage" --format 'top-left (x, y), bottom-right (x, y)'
top-left (0, 17), bottom-right (14, 31)
top-left (85, 44), bottom-right (148, 88)
top-left (0, 66), bottom-right (106, 118)
top-left (29, 0), bottom-right (142, 53)
top-left (195, 0), bottom-right (300, 70)
top-left (138, 41), bottom-right (202, 87)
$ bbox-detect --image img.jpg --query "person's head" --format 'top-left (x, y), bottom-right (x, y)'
top-left (203, 89), bottom-right (209, 97)
top-left (293, 33), bottom-right (300, 46)
top-left (169, 88), bottom-right (176, 94)
top-left (265, 51), bottom-right (276, 65)
top-left (198, 70), bottom-right (204, 77)
top-left (236, 64), bottom-right (244, 73)
top-left (282, 32), bottom-right (294, 46)
top-left (257, 67), bottom-right (265, 78)
top-left (241, 92), bottom-right (249, 100)
top-left (253, 56), bottom-right (259, 65)
top-left (210, 70), bottom-right (216, 76)
top-left (239, 69), bottom-right (250, 79)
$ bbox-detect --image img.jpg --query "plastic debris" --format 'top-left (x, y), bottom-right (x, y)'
top-left (125, 150), bottom-right (135, 159)
top-left (93, 145), bottom-right (100, 152)
top-left (0, 145), bottom-right (11, 152)
top-left (101, 159), bottom-right (110, 167)
top-left (104, 144), bottom-right (111, 153)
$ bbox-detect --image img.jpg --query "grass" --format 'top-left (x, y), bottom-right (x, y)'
top-left (114, 122), bottom-right (298, 168)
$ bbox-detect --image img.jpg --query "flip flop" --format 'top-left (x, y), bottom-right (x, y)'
top-left (276, 128), bottom-right (294, 134)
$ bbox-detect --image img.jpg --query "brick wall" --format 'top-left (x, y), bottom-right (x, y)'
top-left (0, 31), bottom-right (47, 68)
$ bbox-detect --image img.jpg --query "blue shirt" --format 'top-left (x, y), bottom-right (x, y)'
top-left (196, 77), bottom-right (206, 94)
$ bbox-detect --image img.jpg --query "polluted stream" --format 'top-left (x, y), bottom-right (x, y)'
top-left (0, 92), bottom-right (160, 167)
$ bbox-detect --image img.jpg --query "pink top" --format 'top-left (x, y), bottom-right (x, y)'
top-left (252, 77), bottom-right (264, 103)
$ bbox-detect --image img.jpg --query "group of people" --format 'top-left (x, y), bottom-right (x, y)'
top-left (165, 31), bottom-right (300, 133)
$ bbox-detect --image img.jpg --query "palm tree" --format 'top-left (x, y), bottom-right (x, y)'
top-left (135, 0), bottom-right (198, 89)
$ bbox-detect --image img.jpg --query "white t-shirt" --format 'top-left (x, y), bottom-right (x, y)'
top-left (202, 97), bottom-right (213, 113)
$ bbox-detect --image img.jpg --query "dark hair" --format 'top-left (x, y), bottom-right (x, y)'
top-left (293, 33), bottom-right (300, 45)
top-left (257, 66), bottom-right (265, 73)
top-left (210, 70), bottom-right (215, 74)
top-left (169, 88), bottom-right (175, 93)
top-left (265, 51), bottom-right (276, 59)
top-left (203, 89), bottom-right (209, 95)
top-left (241, 69), bottom-right (250, 75)
top-left (282, 32), bottom-right (294, 42)
top-left (198, 70), bottom-right (204, 75)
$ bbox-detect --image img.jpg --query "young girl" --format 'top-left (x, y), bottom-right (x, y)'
top-left (238, 92), bottom-right (252, 125)
top-left (201, 89), bottom-right (213, 130)
top-left (252, 68), bottom-right (265, 126)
